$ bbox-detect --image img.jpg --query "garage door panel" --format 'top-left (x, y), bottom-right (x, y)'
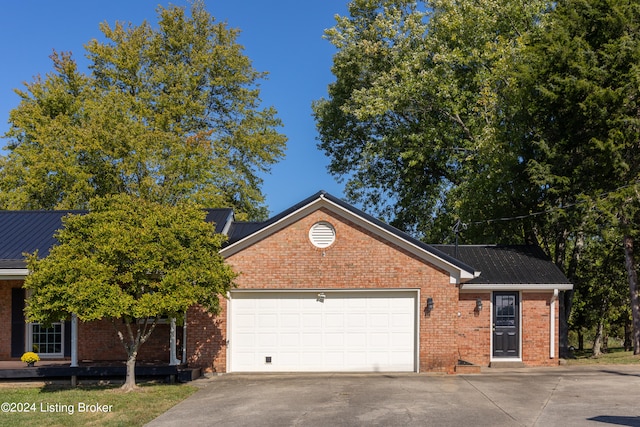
top-left (346, 314), bottom-right (367, 328)
top-left (325, 313), bottom-right (344, 328)
top-left (230, 291), bottom-right (416, 372)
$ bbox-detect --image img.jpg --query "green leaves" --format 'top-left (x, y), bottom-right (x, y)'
top-left (1, 2), bottom-right (285, 219)
top-left (314, 0), bottom-right (551, 239)
top-left (24, 194), bottom-right (236, 324)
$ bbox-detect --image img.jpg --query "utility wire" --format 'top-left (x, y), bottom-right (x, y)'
top-left (459, 179), bottom-right (640, 227)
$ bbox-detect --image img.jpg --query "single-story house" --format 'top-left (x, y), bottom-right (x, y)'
top-left (0, 191), bottom-right (572, 373)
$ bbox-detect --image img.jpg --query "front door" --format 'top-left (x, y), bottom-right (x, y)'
top-left (493, 292), bottom-right (519, 358)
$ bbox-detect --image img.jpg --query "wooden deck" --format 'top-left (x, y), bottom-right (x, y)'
top-left (0, 360), bottom-right (201, 383)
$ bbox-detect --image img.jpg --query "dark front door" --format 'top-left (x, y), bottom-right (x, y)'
top-left (493, 292), bottom-right (519, 358)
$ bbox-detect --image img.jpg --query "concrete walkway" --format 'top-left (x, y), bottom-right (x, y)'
top-left (146, 365), bottom-right (640, 427)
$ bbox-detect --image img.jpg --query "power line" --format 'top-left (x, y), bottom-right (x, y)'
top-left (460, 180), bottom-right (640, 227)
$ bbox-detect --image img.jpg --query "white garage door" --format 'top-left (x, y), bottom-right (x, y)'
top-left (229, 290), bottom-right (417, 372)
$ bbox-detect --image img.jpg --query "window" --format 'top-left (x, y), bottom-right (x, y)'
top-left (28, 322), bottom-right (64, 357)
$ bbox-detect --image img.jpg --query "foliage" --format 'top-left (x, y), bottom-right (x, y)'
top-left (24, 193), bottom-right (236, 390)
top-left (570, 230), bottom-right (630, 356)
top-left (20, 352), bottom-right (40, 364)
top-left (315, 0), bottom-right (640, 354)
top-left (313, 0), bottom-right (551, 239)
top-left (0, 1), bottom-right (286, 219)
top-left (508, 0), bottom-right (640, 352)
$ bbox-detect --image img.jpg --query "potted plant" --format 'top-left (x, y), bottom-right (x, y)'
top-left (21, 352), bottom-right (40, 367)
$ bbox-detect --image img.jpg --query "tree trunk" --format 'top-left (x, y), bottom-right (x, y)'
top-left (122, 351), bottom-right (139, 392)
top-left (623, 234), bottom-right (640, 355)
top-left (578, 330), bottom-right (584, 351)
top-left (592, 319), bottom-right (604, 358)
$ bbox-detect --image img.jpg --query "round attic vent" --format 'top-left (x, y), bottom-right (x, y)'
top-left (309, 221), bottom-right (336, 248)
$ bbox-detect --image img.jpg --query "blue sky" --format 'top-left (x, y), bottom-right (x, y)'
top-left (0, 1), bottom-right (349, 215)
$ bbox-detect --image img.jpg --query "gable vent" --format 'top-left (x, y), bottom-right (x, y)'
top-left (309, 221), bottom-right (336, 248)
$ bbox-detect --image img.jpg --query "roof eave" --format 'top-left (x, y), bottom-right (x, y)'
top-left (460, 282), bottom-right (574, 291)
top-left (0, 268), bottom-right (29, 279)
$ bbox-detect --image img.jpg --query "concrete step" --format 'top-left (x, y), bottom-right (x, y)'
top-left (489, 361), bottom-right (526, 368)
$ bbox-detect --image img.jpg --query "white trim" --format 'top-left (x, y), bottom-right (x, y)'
top-left (220, 195), bottom-right (476, 284)
top-left (0, 269), bottom-right (28, 279)
top-left (461, 283), bottom-right (573, 291)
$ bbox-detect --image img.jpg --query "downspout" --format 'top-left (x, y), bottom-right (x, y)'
top-left (550, 289), bottom-right (559, 358)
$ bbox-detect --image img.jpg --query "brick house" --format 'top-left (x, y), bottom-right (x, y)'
top-left (0, 191), bottom-right (572, 373)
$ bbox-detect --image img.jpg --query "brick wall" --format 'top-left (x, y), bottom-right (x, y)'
top-left (456, 291), bottom-right (559, 367)
top-left (0, 280), bottom-right (23, 359)
top-left (522, 291), bottom-right (559, 366)
top-left (187, 207), bottom-right (460, 373)
top-left (456, 292), bottom-right (492, 366)
top-left (77, 319), bottom-right (174, 362)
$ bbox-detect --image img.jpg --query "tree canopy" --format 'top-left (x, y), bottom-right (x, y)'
top-left (0, 1), bottom-right (286, 219)
top-left (24, 194), bottom-right (236, 390)
top-left (315, 0), bottom-right (640, 354)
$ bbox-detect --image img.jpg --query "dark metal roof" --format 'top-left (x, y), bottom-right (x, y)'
top-left (227, 222), bottom-right (265, 244)
top-left (1, 208), bottom-right (236, 269)
top-left (205, 208), bottom-right (235, 234)
top-left (0, 210), bottom-right (81, 268)
top-left (433, 245), bottom-right (571, 284)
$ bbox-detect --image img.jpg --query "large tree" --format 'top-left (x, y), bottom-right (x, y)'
top-left (24, 194), bottom-right (236, 391)
top-left (315, 0), bottom-right (640, 355)
top-left (0, 1), bottom-right (285, 219)
top-left (313, 0), bottom-right (551, 239)
top-left (507, 0), bottom-right (640, 353)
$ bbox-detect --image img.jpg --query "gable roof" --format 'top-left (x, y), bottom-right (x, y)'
top-left (434, 245), bottom-right (572, 290)
top-left (221, 191), bottom-right (479, 284)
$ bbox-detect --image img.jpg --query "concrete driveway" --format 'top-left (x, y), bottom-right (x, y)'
top-left (146, 365), bottom-right (640, 427)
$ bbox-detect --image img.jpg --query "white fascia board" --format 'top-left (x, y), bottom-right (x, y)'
top-left (460, 283), bottom-right (573, 291)
top-left (220, 194), bottom-right (476, 284)
top-left (0, 269), bottom-right (28, 279)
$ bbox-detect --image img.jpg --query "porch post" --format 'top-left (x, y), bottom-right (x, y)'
top-left (182, 311), bottom-right (187, 364)
top-left (170, 317), bottom-right (179, 366)
top-left (70, 313), bottom-right (78, 367)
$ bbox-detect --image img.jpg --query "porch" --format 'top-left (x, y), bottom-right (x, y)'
top-left (0, 360), bottom-right (201, 384)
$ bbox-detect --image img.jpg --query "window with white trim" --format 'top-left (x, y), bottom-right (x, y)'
top-left (28, 322), bottom-right (64, 357)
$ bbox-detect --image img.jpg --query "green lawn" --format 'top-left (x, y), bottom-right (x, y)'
top-left (0, 382), bottom-right (197, 427)
top-left (565, 347), bottom-right (640, 365)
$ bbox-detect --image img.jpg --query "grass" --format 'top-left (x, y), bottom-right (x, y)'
top-left (564, 347), bottom-right (640, 365)
top-left (0, 382), bottom-right (197, 427)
